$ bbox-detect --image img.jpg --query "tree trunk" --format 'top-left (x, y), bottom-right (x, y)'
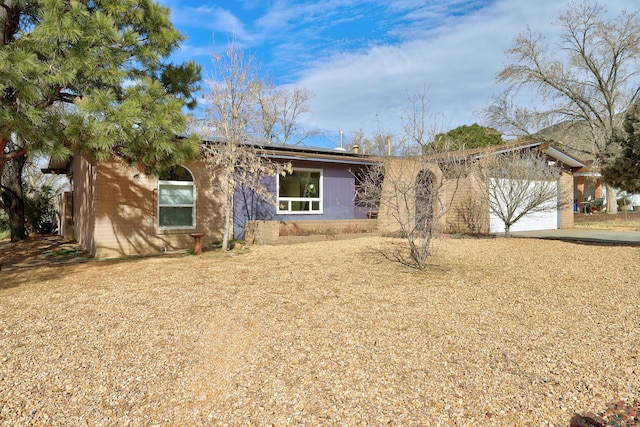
top-left (504, 223), bottom-right (511, 238)
top-left (605, 183), bottom-right (618, 214)
top-left (1, 153), bottom-right (27, 242)
top-left (221, 179), bottom-right (233, 251)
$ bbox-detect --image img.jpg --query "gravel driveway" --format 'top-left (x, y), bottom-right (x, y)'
top-left (1, 236), bottom-right (639, 426)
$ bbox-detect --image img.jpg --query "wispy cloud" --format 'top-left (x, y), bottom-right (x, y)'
top-left (159, 0), bottom-right (635, 141)
top-left (161, 1), bottom-right (257, 47)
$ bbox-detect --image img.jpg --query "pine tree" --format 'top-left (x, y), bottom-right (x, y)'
top-left (1, 0), bottom-right (201, 241)
top-left (431, 123), bottom-right (504, 152)
top-left (603, 102), bottom-right (640, 193)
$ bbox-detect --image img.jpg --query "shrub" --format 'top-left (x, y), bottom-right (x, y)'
top-left (24, 185), bottom-right (58, 234)
top-left (617, 197), bottom-right (631, 210)
top-left (0, 211), bottom-right (9, 239)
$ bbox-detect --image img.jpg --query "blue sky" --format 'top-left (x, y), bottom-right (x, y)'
top-left (157, 0), bottom-right (631, 147)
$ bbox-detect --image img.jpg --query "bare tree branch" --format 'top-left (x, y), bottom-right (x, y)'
top-left (197, 40), bottom-right (292, 250)
top-left (469, 149), bottom-right (569, 237)
top-left (486, 2), bottom-right (640, 214)
top-left (354, 88), bottom-right (465, 269)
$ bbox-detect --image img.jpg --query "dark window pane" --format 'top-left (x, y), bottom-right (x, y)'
top-left (159, 207), bottom-right (193, 227)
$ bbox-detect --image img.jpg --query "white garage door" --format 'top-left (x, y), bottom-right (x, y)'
top-left (489, 178), bottom-right (558, 233)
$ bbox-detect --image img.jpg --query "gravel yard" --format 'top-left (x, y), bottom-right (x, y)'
top-left (1, 236), bottom-right (639, 426)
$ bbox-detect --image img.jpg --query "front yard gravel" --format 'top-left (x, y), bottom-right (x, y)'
top-left (1, 236), bottom-right (639, 426)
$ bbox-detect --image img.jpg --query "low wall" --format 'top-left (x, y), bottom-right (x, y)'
top-left (245, 219), bottom-right (378, 245)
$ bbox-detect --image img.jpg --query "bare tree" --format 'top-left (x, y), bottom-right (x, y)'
top-left (198, 41), bottom-right (291, 251)
top-left (347, 127), bottom-right (400, 156)
top-left (402, 88), bottom-right (433, 152)
top-left (469, 149), bottom-right (568, 237)
top-left (346, 128), bottom-right (368, 152)
top-left (22, 154), bottom-right (69, 234)
top-left (482, 94), bottom-right (550, 139)
top-left (23, 155), bottom-right (69, 197)
top-left (257, 82), bottom-right (317, 145)
top-left (486, 1), bottom-right (640, 213)
top-left (455, 194), bottom-right (489, 235)
top-left (355, 89), bottom-right (465, 269)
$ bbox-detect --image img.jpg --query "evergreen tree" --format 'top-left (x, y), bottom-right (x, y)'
top-left (430, 123), bottom-right (503, 152)
top-left (1, 0), bottom-right (201, 241)
top-left (603, 102), bottom-right (640, 192)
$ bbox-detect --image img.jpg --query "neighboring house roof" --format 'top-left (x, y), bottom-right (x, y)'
top-left (421, 140), bottom-right (585, 169)
top-left (573, 160), bottom-right (603, 177)
top-left (535, 115), bottom-right (628, 162)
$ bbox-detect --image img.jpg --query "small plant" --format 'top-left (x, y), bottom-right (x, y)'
top-left (0, 212), bottom-right (9, 239)
top-left (617, 197), bottom-right (631, 210)
top-left (43, 248), bottom-right (80, 257)
top-left (456, 195), bottom-right (489, 235)
top-left (588, 198), bottom-right (604, 212)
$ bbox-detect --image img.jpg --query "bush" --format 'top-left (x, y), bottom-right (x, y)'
top-left (617, 197), bottom-right (632, 210)
top-left (24, 185), bottom-right (58, 234)
top-left (0, 211), bottom-right (9, 236)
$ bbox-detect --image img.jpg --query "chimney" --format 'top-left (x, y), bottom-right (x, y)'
top-left (352, 144), bottom-right (359, 154)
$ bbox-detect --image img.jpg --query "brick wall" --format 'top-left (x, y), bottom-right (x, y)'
top-left (369, 157), bottom-right (576, 236)
top-left (442, 174), bottom-right (491, 235)
top-left (375, 158), bottom-right (444, 235)
top-left (244, 220), bottom-right (279, 245)
top-left (57, 191), bottom-right (74, 241)
top-left (72, 157), bottom-right (226, 258)
top-left (73, 154), bottom-right (97, 256)
top-left (559, 172), bottom-right (574, 229)
top-left (245, 219), bottom-right (377, 245)
top-left (575, 176), bottom-right (586, 204)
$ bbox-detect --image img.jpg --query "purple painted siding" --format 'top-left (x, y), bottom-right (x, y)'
top-left (233, 160), bottom-right (371, 239)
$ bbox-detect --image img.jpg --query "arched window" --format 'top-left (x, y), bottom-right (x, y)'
top-left (415, 170), bottom-right (435, 232)
top-left (158, 166), bottom-right (195, 229)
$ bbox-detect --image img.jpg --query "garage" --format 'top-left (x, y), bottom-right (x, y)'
top-left (489, 178), bottom-right (559, 233)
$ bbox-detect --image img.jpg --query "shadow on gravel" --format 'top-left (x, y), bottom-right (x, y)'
top-left (0, 235), bottom-right (92, 269)
top-left (570, 400), bottom-right (639, 427)
top-left (1, 235), bottom-right (103, 290)
top-left (0, 234), bottom-right (197, 291)
top-left (539, 238), bottom-right (640, 248)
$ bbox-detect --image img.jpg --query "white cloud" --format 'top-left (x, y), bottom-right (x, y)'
top-left (160, 1), bottom-right (258, 46)
top-left (294, 0), bottom-right (632, 137)
top-left (159, 0), bottom-right (636, 142)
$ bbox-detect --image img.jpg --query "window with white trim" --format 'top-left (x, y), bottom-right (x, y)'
top-left (277, 168), bottom-right (322, 214)
top-left (158, 166), bottom-right (195, 229)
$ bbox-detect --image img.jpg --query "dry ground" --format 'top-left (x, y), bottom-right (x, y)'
top-left (1, 231), bottom-right (639, 426)
top-left (573, 211), bottom-right (640, 232)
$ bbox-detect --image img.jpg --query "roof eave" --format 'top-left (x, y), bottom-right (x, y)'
top-left (544, 146), bottom-right (585, 168)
